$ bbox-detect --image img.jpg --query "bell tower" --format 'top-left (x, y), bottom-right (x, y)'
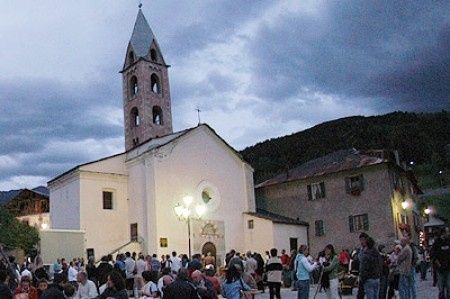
top-left (121, 8), bottom-right (173, 151)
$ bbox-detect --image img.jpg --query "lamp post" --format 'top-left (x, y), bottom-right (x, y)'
top-left (174, 195), bottom-right (206, 257)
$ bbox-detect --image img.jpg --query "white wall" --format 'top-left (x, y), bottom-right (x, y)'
top-left (79, 171), bottom-right (129, 260)
top-left (49, 176), bottom-right (80, 230)
top-left (39, 229), bottom-right (85, 264)
top-left (243, 215), bottom-right (274, 254)
top-left (272, 223), bottom-right (308, 251)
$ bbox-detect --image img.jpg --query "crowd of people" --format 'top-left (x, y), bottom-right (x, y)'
top-left (0, 227), bottom-right (448, 299)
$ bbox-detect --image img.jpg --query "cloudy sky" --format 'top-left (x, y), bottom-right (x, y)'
top-left (0, 1), bottom-right (449, 190)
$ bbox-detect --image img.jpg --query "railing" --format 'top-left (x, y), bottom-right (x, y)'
top-left (95, 236), bottom-right (145, 263)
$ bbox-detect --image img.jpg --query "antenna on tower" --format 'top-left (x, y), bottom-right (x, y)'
top-left (196, 107), bottom-right (202, 125)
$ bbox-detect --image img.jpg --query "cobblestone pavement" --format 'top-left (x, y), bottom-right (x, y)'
top-left (250, 273), bottom-right (438, 299)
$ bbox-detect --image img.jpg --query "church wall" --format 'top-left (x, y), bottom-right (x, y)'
top-left (49, 176), bottom-right (80, 230)
top-left (243, 215), bottom-right (274, 255)
top-left (150, 127), bottom-right (251, 257)
top-left (79, 172), bottom-right (129, 260)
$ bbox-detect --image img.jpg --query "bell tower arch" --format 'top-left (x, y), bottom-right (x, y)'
top-left (121, 8), bottom-right (173, 151)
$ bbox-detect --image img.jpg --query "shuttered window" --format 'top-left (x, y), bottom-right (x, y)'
top-left (349, 214), bottom-right (369, 232)
top-left (345, 174), bottom-right (365, 195)
top-left (315, 220), bottom-right (324, 236)
top-left (307, 182), bottom-right (326, 200)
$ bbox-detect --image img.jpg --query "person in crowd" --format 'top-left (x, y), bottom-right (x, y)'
top-left (37, 279), bottom-right (48, 299)
top-left (244, 251), bottom-right (257, 277)
top-left (204, 253), bottom-right (215, 267)
top-left (228, 251), bottom-right (244, 271)
top-left (97, 271), bottom-right (128, 299)
top-left (0, 269), bottom-right (13, 299)
top-left (97, 256), bottom-right (113, 288)
top-left (156, 268), bottom-right (173, 298)
top-left (417, 247), bottom-right (428, 281)
top-left (53, 259), bottom-right (62, 275)
top-left (280, 249), bottom-right (291, 288)
top-left (41, 273), bottom-right (65, 298)
top-left (397, 236), bottom-right (413, 299)
top-left (67, 262), bottom-right (78, 285)
top-left (14, 276), bottom-right (38, 299)
top-left (253, 253), bottom-right (265, 293)
top-left (378, 245), bottom-right (390, 299)
top-left (430, 227), bottom-right (450, 299)
top-left (76, 271), bottom-right (98, 299)
top-left (204, 265), bottom-right (221, 296)
top-left (321, 244), bottom-right (339, 299)
top-left (289, 249), bottom-right (298, 291)
top-left (140, 271), bottom-right (158, 298)
top-left (221, 264), bottom-right (251, 299)
top-left (388, 245), bottom-right (402, 299)
top-left (359, 233), bottom-right (381, 299)
top-left (85, 257), bottom-right (98, 288)
top-left (169, 252), bottom-right (182, 275)
top-left (63, 283), bottom-right (77, 299)
top-left (266, 248), bottom-right (282, 299)
top-left (339, 249), bottom-right (350, 272)
top-left (149, 254), bottom-right (160, 274)
top-left (191, 270), bottom-right (216, 299)
top-left (296, 245), bottom-right (318, 299)
top-left (114, 254), bottom-right (126, 279)
top-left (188, 254), bottom-right (203, 274)
top-left (124, 252), bottom-right (136, 295)
top-left (163, 268), bottom-right (198, 299)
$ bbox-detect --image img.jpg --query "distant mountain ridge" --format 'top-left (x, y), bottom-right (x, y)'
top-left (241, 111), bottom-right (449, 184)
top-left (0, 186), bottom-right (49, 205)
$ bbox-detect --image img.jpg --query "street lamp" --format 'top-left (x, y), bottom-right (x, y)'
top-left (174, 195), bottom-right (207, 257)
top-left (401, 200), bottom-right (410, 210)
top-left (424, 208), bottom-right (431, 215)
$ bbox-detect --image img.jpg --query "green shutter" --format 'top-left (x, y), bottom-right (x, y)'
top-left (363, 214), bottom-right (369, 230)
top-left (320, 182), bottom-right (326, 198)
top-left (307, 184), bottom-right (312, 201)
top-left (349, 216), bottom-right (354, 232)
top-left (359, 174), bottom-right (365, 191)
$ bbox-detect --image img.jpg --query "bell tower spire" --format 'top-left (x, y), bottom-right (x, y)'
top-left (121, 8), bottom-right (173, 151)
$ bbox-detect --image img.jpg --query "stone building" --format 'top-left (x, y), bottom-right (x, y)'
top-left (46, 8), bottom-right (308, 263)
top-left (256, 148), bottom-right (423, 255)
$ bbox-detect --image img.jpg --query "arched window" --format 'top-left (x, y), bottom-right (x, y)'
top-left (130, 107), bottom-right (140, 127)
top-left (151, 74), bottom-right (160, 94)
top-left (150, 49), bottom-right (157, 62)
top-left (130, 76), bottom-right (138, 96)
top-left (152, 106), bottom-right (163, 125)
top-left (128, 51), bottom-right (135, 65)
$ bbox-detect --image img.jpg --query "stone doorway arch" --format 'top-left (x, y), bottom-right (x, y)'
top-left (202, 242), bottom-right (217, 267)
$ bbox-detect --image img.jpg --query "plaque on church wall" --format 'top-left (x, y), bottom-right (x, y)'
top-left (160, 238), bottom-right (168, 248)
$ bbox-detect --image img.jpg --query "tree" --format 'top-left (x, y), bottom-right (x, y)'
top-left (0, 206), bottom-right (39, 253)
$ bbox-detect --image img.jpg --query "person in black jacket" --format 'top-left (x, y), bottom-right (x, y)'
top-left (430, 228), bottom-right (450, 299)
top-left (0, 269), bottom-right (12, 299)
top-left (97, 256), bottom-right (113, 288)
top-left (163, 268), bottom-right (198, 299)
top-left (358, 233), bottom-right (381, 299)
top-left (97, 271), bottom-right (128, 299)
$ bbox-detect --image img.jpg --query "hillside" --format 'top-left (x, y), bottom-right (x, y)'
top-left (241, 111), bottom-right (450, 185)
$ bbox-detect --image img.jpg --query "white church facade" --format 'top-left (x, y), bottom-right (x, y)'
top-left (46, 9), bottom-right (308, 264)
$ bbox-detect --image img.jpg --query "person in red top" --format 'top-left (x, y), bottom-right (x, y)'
top-left (280, 249), bottom-right (290, 266)
top-left (339, 249), bottom-right (351, 272)
top-left (14, 276), bottom-right (38, 299)
top-left (280, 249), bottom-right (291, 288)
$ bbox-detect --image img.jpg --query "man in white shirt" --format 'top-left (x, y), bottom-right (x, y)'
top-left (68, 262), bottom-right (78, 283)
top-left (170, 251), bottom-right (182, 274)
top-left (76, 271), bottom-right (98, 299)
top-left (124, 252), bottom-right (136, 294)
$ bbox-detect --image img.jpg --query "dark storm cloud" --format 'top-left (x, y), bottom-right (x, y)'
top-left (247, 1), bottom-right (450, 111)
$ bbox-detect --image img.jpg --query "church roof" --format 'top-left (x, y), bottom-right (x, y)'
top-left (48, 124), bottom-right (250, 185)
top-left (130, 9), bottom-right (156, 58)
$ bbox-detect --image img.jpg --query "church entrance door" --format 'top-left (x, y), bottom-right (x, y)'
top-left (202, 242), bottom-right (217, 266)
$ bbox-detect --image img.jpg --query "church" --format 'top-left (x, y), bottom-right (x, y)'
top-left (46, 8), bottom-right (308, 264)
